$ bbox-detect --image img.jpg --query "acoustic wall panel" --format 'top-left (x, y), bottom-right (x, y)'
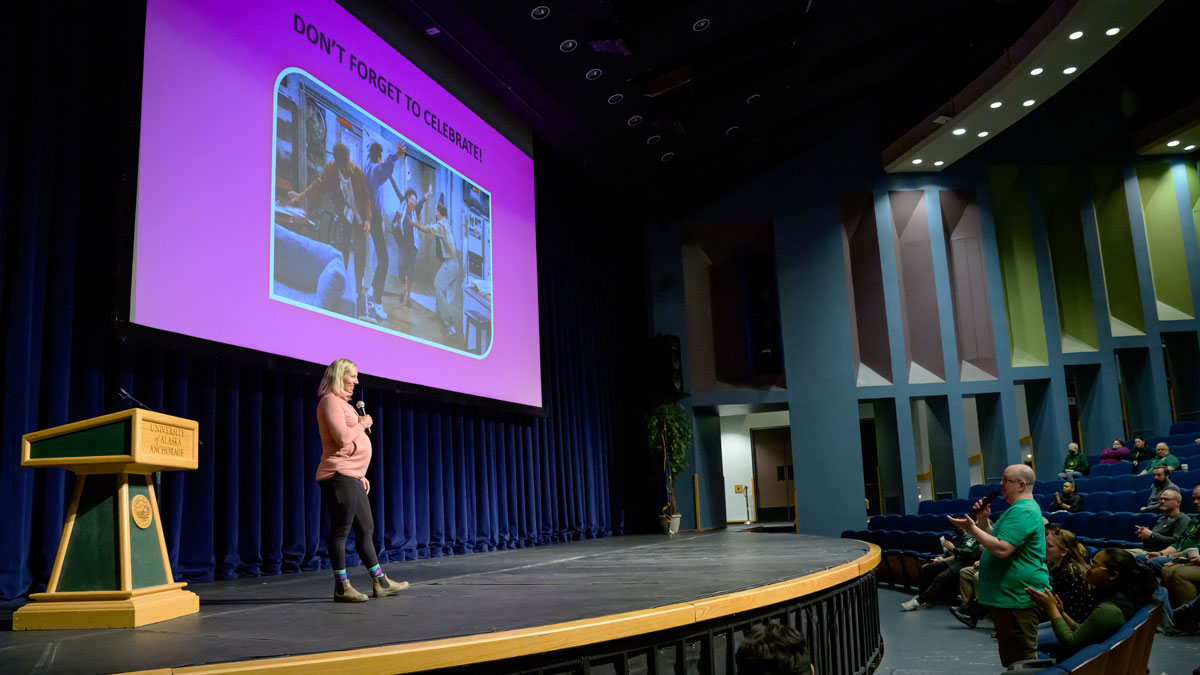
top-left (841, 195), bottom-right (893, 386)
top-left (1163, 331), bottom-right (1200, 422)
top-left (941, 190), bottom-right (998, 380)
top-left (1189, 162), bottom-right (1200, 258)
top-left (1136, 161), bottom-right (1193, 320)
top-left (1117, 347), bottom-right (1157, 440)
top-left (1089, 165), bottom-right (1145, 337)
top-left (889, 191), bottom-right (945, 384)
top-left (1038, 166), bottom-right (1099, 352)
top-left (988, 167), bottom-right (1049, 367)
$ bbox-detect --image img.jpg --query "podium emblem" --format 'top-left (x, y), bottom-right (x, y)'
top-left (131, 494), bottom-right (153, 529)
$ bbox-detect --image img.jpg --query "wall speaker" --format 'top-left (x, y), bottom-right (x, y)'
top-left (649, 334), bottom-right (686, 397)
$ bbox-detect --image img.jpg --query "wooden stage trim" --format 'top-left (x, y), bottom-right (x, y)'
top-left (121, 543), bottom-right (880, 675)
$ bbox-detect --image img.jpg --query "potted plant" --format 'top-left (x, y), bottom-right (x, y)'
top-left (645, 403), bottom-right (691, 534)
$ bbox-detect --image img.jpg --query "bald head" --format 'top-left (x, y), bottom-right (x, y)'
top-left (1009, 464), bottom-right (1035, 485)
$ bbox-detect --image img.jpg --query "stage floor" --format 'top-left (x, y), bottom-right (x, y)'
top-left (0, 529), bottom-right (872, 674)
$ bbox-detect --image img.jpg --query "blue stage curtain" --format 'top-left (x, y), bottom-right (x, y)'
top-left (0, 6), bottom-right (639, 600)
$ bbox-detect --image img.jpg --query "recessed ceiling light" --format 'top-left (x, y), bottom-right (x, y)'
top-left (912, 159), bottom-right (923, 165)
top-left (1105, 27), bottom-right (1120, 36)
top-left (1167, 140), bottom-right (1181, 147)
top-left (1069, 31), bottom-right (1083, 40)
top-left (607, 94), bottom-right (624, 105)
top-left (585, 68), bottom-right (603, 81)
top-left (1187, 145), bottom-right (1197, 151)
top-left (1030, 67), bottom-right (1044, 76)
top-left (693, 18), bottom-right (710, 32)
top-left (746, 93), bottom-right (761, 104)
top-left (647, 135), bottom-right (662, 145)
top-left (559, 39), bottom-right (577, 53)
top-left (1063, 66), bottom-right (1077, 75)
top-left (953, 128), bottom-right (967, 136)
top-left (934, 161), bottom-right (945, 166)
top-left (660, 152), bottom-right (676, 162)
top-left (725, 126), bottom-right (740, 136)
top-left (977, 131), bottom-right (989, 138)
top-left (530, 5), bottom-right (549, 20)
top-left (627, 115), bottom-right (643, 127)
top-left (425, 27), bottom-right (440, 36)
top-left (990, 101), bottom-right (1002, 109)
top-left (1023, 99), bottom-right (1036, 107)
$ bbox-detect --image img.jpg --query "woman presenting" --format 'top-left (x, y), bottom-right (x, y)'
top-left (316, 358), bottom-right (407, 602)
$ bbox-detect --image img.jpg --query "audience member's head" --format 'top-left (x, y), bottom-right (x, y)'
top-left (1153, 466), bottom-right (1171, 485)
top-left (736, 624), bottom-right (813, 674)
top-left (1045, 528), bottom-right (1087, 576)
top-left (1193, 486), bottom-right (1200, 514)
top-left (1002, 464), bottom-right (1035, 499)
top-left (1112, 439), bottom-right (1125, 449)
top-left (1062, 481), bottom-right (1076, 496)
top-left (1159, 489), bottom-right (1182, 516)
top-left (1088, 549), bottom-right (1157, 612)
top-left (1134, 437), bottom-right (1146, 450)
top-left (1067, 442), bottom-right (1080, 455)
top-left (1156, 442), bottom-right (1170, 458)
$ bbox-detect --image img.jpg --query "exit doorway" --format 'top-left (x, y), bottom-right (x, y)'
top-left (751, 427), bottom-right (795, 524)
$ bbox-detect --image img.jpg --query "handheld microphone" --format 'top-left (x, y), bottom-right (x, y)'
top-left (970, 490), bottom-right (1000, 517)
top-left (356, 400), bottom-right (371, 435)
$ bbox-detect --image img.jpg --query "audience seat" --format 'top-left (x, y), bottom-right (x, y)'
top-left (1169, 420), bottom-right (1200, 435)
top-left (1082, 492), bottom-right (1110, 512)
top-left (968, 484), bottom-right (996, 500)
top-left (1034, 494), bottom-right (1054, 511)
top-left (1104, 512), bottom-right (1132, 548)
top-left (1032, 480), bottom-right (1058, 495)
top-left (1092, 461), bottom-right (1133, 477)
top-left (1108, 474), bottom-right (1135, 492)
top-left (1174, 470), bottom-right (1200, 491)
top-left (1048, 511), bottom-right (1070, 527)
top-left (1083, 475), bottom-right (1111, 491)
top-left (1009, 604), bottom-right (1160, 675)
top-left (1132, 474), bottom-right (1154, 491)
top-left (1109, 490), bottom-right (1139, 513)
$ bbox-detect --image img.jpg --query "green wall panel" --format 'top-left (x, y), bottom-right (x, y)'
top-left (1089, 165), bottom-right (1145, 336)
top-left (57, 475), bottom-right (121, 592)
top-left (28, 420), bottom-right (131, 460)
top-left (988, 167), bottom-right (1049, 367)
top-left (1137, 160), bottom-right (1193, 320)
top-left (1039, 166), bottom-right (1098, 352)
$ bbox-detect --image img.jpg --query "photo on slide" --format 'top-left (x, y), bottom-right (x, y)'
top-left (270, 68), bottom-right (494, 357)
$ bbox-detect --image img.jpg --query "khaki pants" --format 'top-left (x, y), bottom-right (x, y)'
top-left (990, 606), bottom-right (1040, 667)
top-left (959, 565), bottom-right (978, 605)
top-left (1163, 563), bottom-right (1200, 608)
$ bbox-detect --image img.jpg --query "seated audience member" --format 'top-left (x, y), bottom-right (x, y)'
top-left (1143, 486), bottom-right (1200, 571)
top-left (1139, 442), bottom-right (1181, 476)
top-left (1099, 439), bottom-right (1130, 464)
top-left (1129, 436), bottom-right (1154, 472)
top-left (1025, 548), bottom-right (1157, 660)
top-left (1058, 443), bottom-right (1089, 480)
top-left (1051, 481), bottom-right (1082, 513)
top-left (1141, 466), bottom-right (1181, 513)
top-left (901, 528), bottom-right (981, 610)
top-left (735, 623), bottom-right (813, 675)
top-left (1035, 528), bottom-right (1096, 657)
top-left (1134, 489), bottom-right (1189, 552)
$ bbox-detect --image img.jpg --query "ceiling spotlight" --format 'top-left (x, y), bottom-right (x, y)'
top-left (990, 101), bottom-right (1002, 109)
top-left (627, 115), bottom-right (643, 127)
top-left (1063, 66), bottom-right (1077, 75)
top-left (1030, 67), bottom-right (1044, 76)
top-left (660, 152), bottom-right (676, 162)
top-left (912, 159), bottom-right (923, 165)
top-left (693, 18), bottom-right (710, 32)
top-left (647, 135), bottom-right (662, 145)
top-left (934, 161), bottom-right (945, 166)
top-left (559, 39), bottom-right (577, 52)
top-left (1167, 140), bottom-right (1181, 147)
top-left (977, 131), bottom-right (989, 138)
top-left (746, 93), bottom-right (761, 104)
top-left (1069, 31), bottom-right (1083, 40)
top-left (1023, 99), bottom-right (1036, 107)
top-left (585, 68), bottom-right (602, 81)
top-left (1105, 27), bottom-right (1120, 36)
top-left (607, 94), bottom-right (624, 105)
top-left (530, 5), bottom-right (549, 20)
top-left (725, 126), bottom-right (740, 136)
top-left (952, 128), bottom-right (967, 136)
top-left (425, 27), bottom-right (441, 36)
top-left (1186, 145), bottom-right (1197, 151)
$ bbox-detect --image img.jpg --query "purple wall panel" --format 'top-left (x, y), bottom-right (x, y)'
top-left (890, 191), bottom-right (945, 383)
top-left (841, 195), bottom-right (893, 385)
top-left (941, 190), bottom-right (998, 380)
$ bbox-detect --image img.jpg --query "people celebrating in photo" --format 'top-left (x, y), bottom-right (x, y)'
top-left (364, 141), bottom-right (406, 321)
top-left (413, 194), bottom-right (463, 338)
top-left (393, 185), bottom-right (432, 307)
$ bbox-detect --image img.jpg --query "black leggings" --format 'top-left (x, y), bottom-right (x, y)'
top-left (319, 473), bottom-right (378, 571)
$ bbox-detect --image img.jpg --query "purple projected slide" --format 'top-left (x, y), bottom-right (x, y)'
top-left (133, 0), bottom-right (540, 407)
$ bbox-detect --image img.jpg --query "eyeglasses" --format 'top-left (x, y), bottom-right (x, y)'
top-left (1002, 478), bottom-right (1025, 485)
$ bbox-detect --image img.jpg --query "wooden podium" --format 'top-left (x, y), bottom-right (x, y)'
top-left (14, 408), bottom-right (200, 630)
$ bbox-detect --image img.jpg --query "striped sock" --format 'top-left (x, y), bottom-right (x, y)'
top-left (334, 569), bottom-right (348, 583)
top-left (368, 564), bottom-right (383, 578)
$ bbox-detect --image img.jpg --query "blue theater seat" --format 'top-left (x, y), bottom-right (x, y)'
top-left (1082, 492), bottom-right (1111, 512)
top-left (1084, 475), bottom-right (1111, 491)
top-left (868, 514), bottom-right (900, 531)
top-left (1109, 474), bottom-right (1135, 492)
top-left (1048, 511), bottom-right (1070, 527)
top-left (1064, 512), bottom-right (1089, 536)
top-left (1034, 494), bottom-right (1054, 511)
top-left (917, 500), bottom-right (940, 515)
top-left (1132, 474), bottom-right (1154, 491)
top-left (968, 484), bottom-right (995, 500)
top-left (1109, 490), bottom-right (1139, 513)
top-left (1032, 480), bottom-right (1059, 495)
top-left (1105, 513), bottom-right (1132, 547)
top-left (1175, 471), bottom-right (1200, 492)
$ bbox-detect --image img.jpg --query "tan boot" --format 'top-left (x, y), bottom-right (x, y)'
top-left (372, 574), bottom-right (409, 597)
top-left (334, 580), bottom-right (368, 603)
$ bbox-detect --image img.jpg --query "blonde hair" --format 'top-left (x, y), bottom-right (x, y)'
top-left (318, 358), bottom-right (356, 397)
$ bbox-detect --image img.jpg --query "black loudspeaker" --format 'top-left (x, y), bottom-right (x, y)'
top-left (649, 334), bottom-right (686, 397)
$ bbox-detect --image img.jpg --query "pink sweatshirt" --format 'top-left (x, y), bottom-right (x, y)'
top-left (315, 393), bottom-right (372, 480)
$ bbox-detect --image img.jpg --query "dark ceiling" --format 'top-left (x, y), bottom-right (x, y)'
top-left (379, 0), bottom-right (1197, 211)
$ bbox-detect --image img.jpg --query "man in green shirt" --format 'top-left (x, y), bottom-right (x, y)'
top-left (1139, 442), bottom-right (1181, 476)
top-left (1057, 443), bottom-right (1089, 480)
top-left (949, 464), bottom-right (1049, 667)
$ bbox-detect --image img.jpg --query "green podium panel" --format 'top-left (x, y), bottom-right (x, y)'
top-left (14, 409), bottom-right (199, 630)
